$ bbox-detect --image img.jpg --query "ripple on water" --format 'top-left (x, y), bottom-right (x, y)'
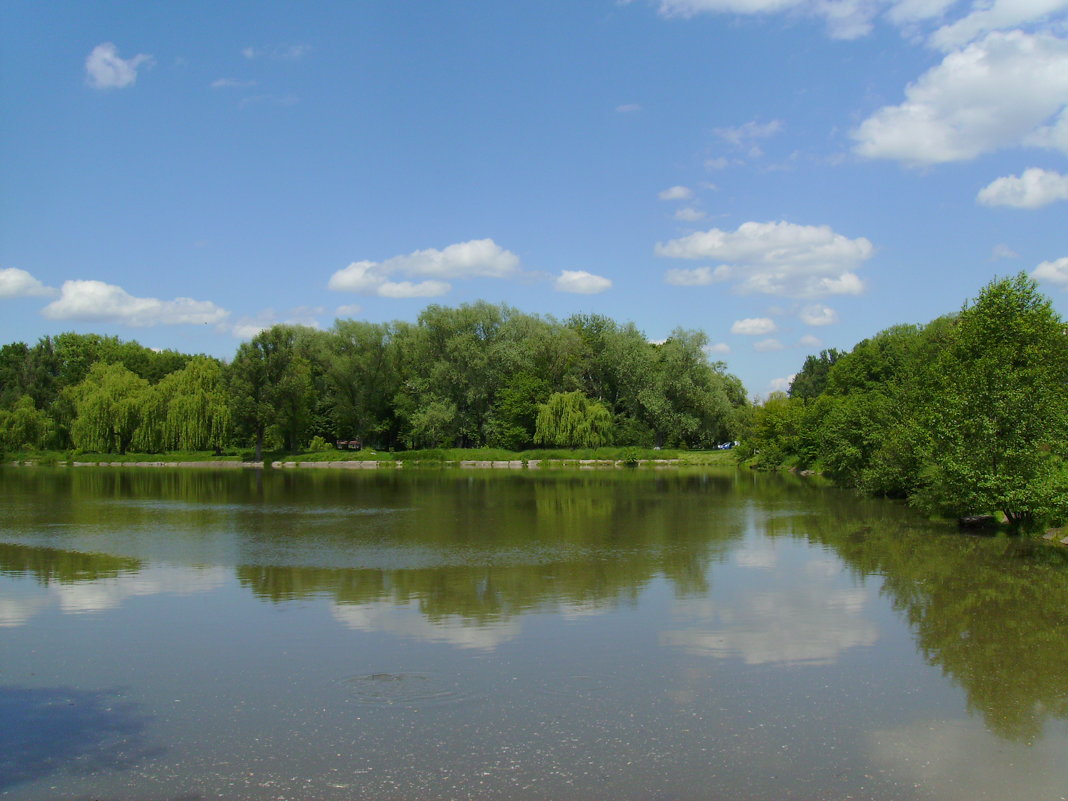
top-left (340, 672), bottom-right (485, 709)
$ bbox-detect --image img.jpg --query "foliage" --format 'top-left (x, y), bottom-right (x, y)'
top-left (743, 273), bottom-right (1068, 530)
top-left (534, 391), bottom-right (614, 448)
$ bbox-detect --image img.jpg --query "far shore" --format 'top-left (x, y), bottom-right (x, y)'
top-left (13, 458), bottom-right (691, 470)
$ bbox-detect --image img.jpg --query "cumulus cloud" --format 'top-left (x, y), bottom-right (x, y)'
top-left (335, 304), bottom-right (363, 317)
top-left (658, 185), bottom-right (694, 201)
top-left (329, 239), bottom-right (520, 298)
top-left (853, 31), bottom-right (1068, 166)
top-left (978, 167), bottom-right (1068, 208)
top-left (85, 43), bottom-right (153, 89)
top-left (657, 221), bottom-right (872, 298)
top-left (1032, 256), bottom-right (1068, 285)
top-left (799, 303), bottom-right (839, 326)
top-left (754, 338), bottom-right (785, 352)
top-left (731, 317), bottom-right (777, 335)
top-left (42, 280), bottom-right (228, 327)
top-left (0, 267), bottom-right (55, 298)
top-left (616, 103), bottom-right (642, 113)
top-left (704, 342), bottom-right (731, 355)
top-left (554, 270), bottom-right (613, 294)
top-left (799, 333), bottom-right (823, 347)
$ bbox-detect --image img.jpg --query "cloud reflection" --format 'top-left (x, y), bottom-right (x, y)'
top-left (868, 718), bottom-right (1068, 801)
top-left (331, 600), bottom-right (521, 651)
top-left (663, 537), bottom-right (877, 666)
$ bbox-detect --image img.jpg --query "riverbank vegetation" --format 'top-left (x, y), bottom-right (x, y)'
top-left (0, 302), bottom-right (748, 461)
top-left (740, 274), bottom-right (1068, 532)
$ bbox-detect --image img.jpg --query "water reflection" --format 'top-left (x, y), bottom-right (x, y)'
top-left (3, 463), bottom-right (1068, 795)
top-left (0, 686), bottom-right (156, 791)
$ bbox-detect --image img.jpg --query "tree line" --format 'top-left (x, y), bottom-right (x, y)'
top-left (0, 302), bottom-right (748, 459)
top-left (741, 274), bottom-right (1068, 531)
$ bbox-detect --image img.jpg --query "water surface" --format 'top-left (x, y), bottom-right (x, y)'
top-left (2, 467), bottom-right (1067, 800)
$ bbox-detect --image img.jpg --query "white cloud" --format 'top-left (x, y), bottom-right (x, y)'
top-left (653, 0), bottom-right (1068, 45)
top-left (731, 317), bottom-right (777, 335)
top-left (978, 167), bottom-right (1068, 208)
top-left (0, 267), bottom-right (55, 298)
top-left (754, 338), bottom-right (785, 352)
top-left (930, 0), bottom-right (1068, 51)
top-left (799, 333), bottom-right (823, 347)
top-left (616, 103), bottom-right (642, 113)
top-left (714, 119), bottom-right (784, 147)
top-left (85, 43), bottom-right (154, 90)
top-left (674, 206), bottom-right (706, 221)
top-left (230, 306), bottom-right (324, 339)
top-left (656, 0), bottom-right (880, 39)
top-left (853, 31), bottom-right (1068, 166)
top-left (657, 221), bottom-right (872, 298)
top-left (769, 374), bottom-right (796, 393)
top-left (658, 185), bottom-right (694, 201)
top-left (1032, 256), bottom-right (1068, 285)
top-left (554, 270), bottom-right (613, 294)
top-left (703, 342), bottom-right (731, 355)
top-left (210, 78), bottom-right (257, 89)
top-left (335, 304), bottom-right (362, 317)
top-left (991, 243), bottom-right (1021, 260)
top-left (799, 303), bottom-right (839, 326)
top-left (329, 239), bottom-right (520, 298)
top-left (42, 280), bottom-right (228, 327)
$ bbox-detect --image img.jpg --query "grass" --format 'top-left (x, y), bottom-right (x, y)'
top-left (4, 446), bottom-right (739, 467)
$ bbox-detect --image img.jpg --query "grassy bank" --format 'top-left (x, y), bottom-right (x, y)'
top-left (4, 446), bottom-right (737, 468)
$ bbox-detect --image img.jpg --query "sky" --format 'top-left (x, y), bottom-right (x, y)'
top-left (1, 0), bottom-right (1067, 397)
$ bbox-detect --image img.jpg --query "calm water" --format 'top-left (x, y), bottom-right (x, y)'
top-left (2, 466), bottom-right (1068, 801)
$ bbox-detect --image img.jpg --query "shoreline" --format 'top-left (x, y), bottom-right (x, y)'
top-left (11, 458), bottom-right (690, 470)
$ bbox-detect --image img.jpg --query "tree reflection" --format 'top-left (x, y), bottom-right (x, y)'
top-left (774, 510), bottom-right (1068, 743)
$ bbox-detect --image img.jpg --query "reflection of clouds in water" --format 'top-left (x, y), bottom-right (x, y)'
top-left (0, 592), bottom-right (51, 628)
top-left (0, 566), bottom-right (228, 625)
top-left (869, 718), bottom-right (1068, 801)
top-left (559, 600), bottom-right (613, 620)
top-left (663, 548), bottom-right (876, 666)
top-left (733, 537), bottom-right (779, 569)
top-left (331, 601), bottom-right (520, 651)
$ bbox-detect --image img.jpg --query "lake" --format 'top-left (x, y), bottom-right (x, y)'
top-left (2, 466), bottom-right (1068, 801)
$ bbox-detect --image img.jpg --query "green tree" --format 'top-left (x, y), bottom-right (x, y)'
top-left (788, 348), bottom-right (844, 401)
top-left (534, 391), bottom-right (614, 448)
top-left (69, 363), bottom-right (149, 454)
top-left (917, 274), bottom-right (1068, 529)
top-left (228, 326), bottom-right (316, 459)
top-left (0, 395), bottom-right (52, 450)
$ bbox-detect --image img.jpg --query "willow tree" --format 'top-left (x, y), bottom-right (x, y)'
top-left (161, 357), bottom-right (230, 451)
top-left (534, 391), bottom-right (613, 448)
top-left (69, 362), bottom-right (149, 454)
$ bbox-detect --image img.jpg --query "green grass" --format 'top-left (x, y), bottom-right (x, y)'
top-left (5, 446), bottom-right (740, 467)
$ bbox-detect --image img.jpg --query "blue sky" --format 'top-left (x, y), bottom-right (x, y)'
top-left (2, 0), bottom-right (1067, 396)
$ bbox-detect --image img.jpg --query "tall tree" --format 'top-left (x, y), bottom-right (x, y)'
top-left (534, 391), bottom-right (614, 448)
top-left (917, 274), bottom-right (1068, 529)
